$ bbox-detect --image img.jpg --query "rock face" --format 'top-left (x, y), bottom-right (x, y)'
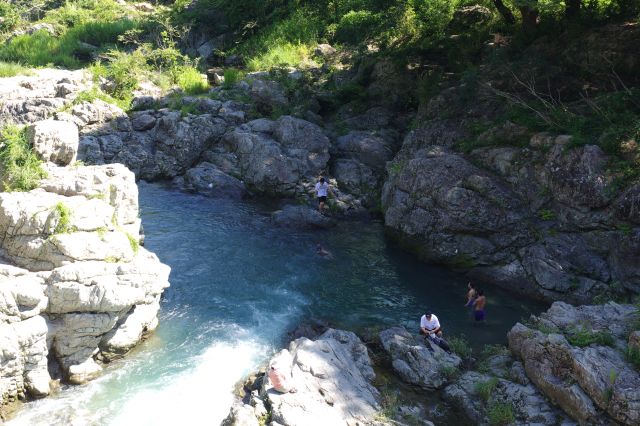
top-left (223, 329), bottom-right (383, 426)
top-left (26, 120), bottom-right (79, 166)
top-left (0, 124), bottom-right (170, 406)
top-left (444, 352), bottom-right (571, 425)
top-left (0, 69), bottom-right (90, 124)
top-left (508, 302), bottom-right (640, 425)
top-left (271, 205), bottom-right (336, 229)
top-left (382, 124), bottom-right (640, 302)
top-left (379, 327), bottom-right (461, 390)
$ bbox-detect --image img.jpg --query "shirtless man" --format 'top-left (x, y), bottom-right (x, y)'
top-left (473, 289), bottom-right (486, 322)
top-left (464, 282), bottom-right (477, 307)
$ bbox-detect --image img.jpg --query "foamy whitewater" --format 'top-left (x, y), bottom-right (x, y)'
top-left (9, 183), bottom-right (545, 425)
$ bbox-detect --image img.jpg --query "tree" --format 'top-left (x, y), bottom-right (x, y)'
top-left (493, 0), bottom-right (516, 24)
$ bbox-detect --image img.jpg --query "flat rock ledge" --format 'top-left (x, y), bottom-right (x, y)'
top-left (223, 329), bottom-right (388, 426)
top-left (508, 301), bottom-right (640, 425)
top-left (0, 121), bottom-right (170, 411)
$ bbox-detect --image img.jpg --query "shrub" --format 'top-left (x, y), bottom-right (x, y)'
top-left (487, 402), bottom-right (515, 426)
top-left (567, 327), bottom-right (615, 347)
top-left (449, 335), bottom-right (473, 359)
top-left (125, 231), bottom-right (140, 255)
top-left (0, 125), bottom-right (47, 192)
top-left (626, 346), bottom-right (640, 370)
top-left (91, 49), bottom-right (148, 101)
top-left (537, 209), bottom-right (556, 220)
top-left (475, 377), bottom-right (499, 402)
top-left (335, 10), bottom-right (381, 44)
top-left (53, 202), bottom-right (73, 234)
top-left (223, 68), bottom-right (243, 88)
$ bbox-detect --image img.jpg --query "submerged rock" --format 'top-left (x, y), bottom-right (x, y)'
top-left (271, 205), bottom-right (336, 229)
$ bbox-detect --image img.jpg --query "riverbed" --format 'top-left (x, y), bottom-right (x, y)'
top-left (9, 183), bottom-right (546, 425)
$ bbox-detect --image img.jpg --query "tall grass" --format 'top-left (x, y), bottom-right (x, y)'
top-left (0, 125), bottom-right (47, 192)
top-left (246, 43), bottom-right (313, 71)
top-left (0, 61), bottom-right (32, 77)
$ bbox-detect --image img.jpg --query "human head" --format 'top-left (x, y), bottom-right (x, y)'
top-left (468, 282), bottom-right (475, 289)
top-left (477, 289), bottom-right (484, 296)
top-left (319, 177), bottom-right (325, 183)
top-left (425, 311), bottom-right (432, 319)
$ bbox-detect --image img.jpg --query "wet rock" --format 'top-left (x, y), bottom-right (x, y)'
top-left (379, 327), bottom-right (461, 390)
top-left (271, 205), bottom-right (335, 229)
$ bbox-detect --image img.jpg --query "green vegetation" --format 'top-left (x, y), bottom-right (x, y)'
top-left (626, 345), bottom-right (640, 370)
top-left (125, 231), bottom-right (140, 255)
top-left (440, 364), bottom-right (459, 380)
top-left (53, 202), bottom-right (73, 234)
top-left (487, 402), bottom-right (515, 426)
top-left (449, 335), bottom-right (473, 359)
top-left (537, 209), bottom-right (555, 221)
top-left (0, 61), bottom-right (32, 77)
top-left (475, 377), bottom-right (499, 402)
top-left (0, 125), bottom-right (47, 192)
top-left (567, 327), bottom-right (615, 347)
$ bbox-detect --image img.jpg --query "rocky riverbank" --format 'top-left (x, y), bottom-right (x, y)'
top-left (223, 301), bottom-right (639, 426)
top-left (0, 64), bottom-right (638, 304)
top-left (0, 118), bottom-right (170, 417)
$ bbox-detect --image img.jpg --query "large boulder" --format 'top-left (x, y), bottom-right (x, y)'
top-left (508, 302), bottom-right (640, 425)
top-left (262, 329), bottom-right (381, 426)
top-left (178, 162), bottom-right (246, 199)
top-left (0, 162), bottom-right (170, 403)
top-left (26, 120), bottom-right (79, 166)
top-left (224, 329), bottom-right (382, 426)
top-left (379, 327), bottom-right (461, 390)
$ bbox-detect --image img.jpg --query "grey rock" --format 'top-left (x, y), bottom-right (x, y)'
top-left (271, 205), bottom-right (336, 229)
top-left (26, 120), bottom-right (79, 166)
top-left (130, 112), bottom-right (156, 131)
top-left (379, 327), bottom-right (461, 390)
top-left (180, 162), bottom-right (246, 199)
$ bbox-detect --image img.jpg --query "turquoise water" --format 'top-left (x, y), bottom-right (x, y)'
top-left (10, 183), bottom-right (546, 425)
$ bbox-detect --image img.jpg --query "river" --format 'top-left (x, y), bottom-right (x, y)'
top-left (9, 182), bottom-right (546, 425)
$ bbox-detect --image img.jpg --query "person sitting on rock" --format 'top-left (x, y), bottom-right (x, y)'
top-left (268, 363), bottom-right (297, 394)
top-left (314, 176), bottom-right (331, 214)
top-left (420, 311), bottom-right (451, 353)
top-left (420, 311), bottom-right (442, 338)
top-left (316, 243), bottom-right (332, 258)
top-left (473, 289), bottom-right (486, 322)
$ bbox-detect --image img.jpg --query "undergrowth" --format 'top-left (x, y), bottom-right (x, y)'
top-left (0, 125), bottom-right (47, 192)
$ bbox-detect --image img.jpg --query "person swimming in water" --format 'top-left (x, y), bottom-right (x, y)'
top-left (316, 243), bottom-right (332, 258)
top-left (473, 289), bottom-right (486, 322)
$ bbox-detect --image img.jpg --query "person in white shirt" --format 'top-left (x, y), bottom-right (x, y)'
top-left (419, 311), bottom-right (442, 337)
top-left (314, 177), bottom-right (330, 213)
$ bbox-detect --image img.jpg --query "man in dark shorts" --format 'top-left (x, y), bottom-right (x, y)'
top-left (473, 289), bottom-right (486, 321)
top-left (314, 177), bottom-right (330, 213)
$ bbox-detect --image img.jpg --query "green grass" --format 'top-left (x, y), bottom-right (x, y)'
top-left (53, 202), bottom-right (73, 234)
top-left (487, 402), bottom-right (515, 426)
top-left (440, 364), bottom-right (459, 380)
top-left (0, 125), bottom-right (47, 192)
top-left (626, 346), bottom-right (640, 370)
top-left (223, 68), bottom-right (244, 88)
top-left (170, 65), bottom-right (209, 95)
top-left (475, 377), bottom-right (499, 402)
top-left (246, 43), bottom-right (313, 72)
top-left (537, 209), bottom-right (556, 221)
top-left (567, 327), bottom-right (616, 347)
top-left (0, 61), bottom-right (33, 77)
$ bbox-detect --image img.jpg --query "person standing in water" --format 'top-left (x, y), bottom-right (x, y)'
top-left (473, 289), bottom-right (486, 322)
top-left (315, 176), bottom-right (330, 214)
top-left (464, 282), bottom-right (477, 307)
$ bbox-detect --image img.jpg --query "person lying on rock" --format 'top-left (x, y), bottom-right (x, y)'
top-left (268, 363), bottom-right (297, 394)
